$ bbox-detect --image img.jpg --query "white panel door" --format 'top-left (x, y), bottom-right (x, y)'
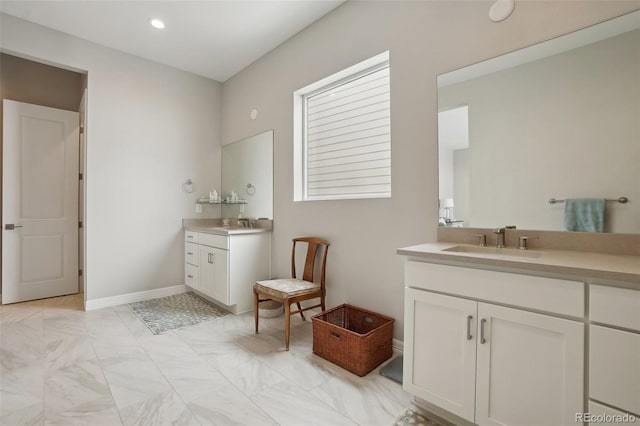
top-left (2, 100), bottom-right (79, 304)
top-left (403, 288), bottom-right (477, 423)
top-left (475, 303), bottom-right (584, 426)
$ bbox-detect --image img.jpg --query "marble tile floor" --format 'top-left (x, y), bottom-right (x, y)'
top-left (0, 294), bottom-right (411, 426)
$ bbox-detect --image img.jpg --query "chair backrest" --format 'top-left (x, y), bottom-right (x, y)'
top-left (291, 237), bottom-right (330, 289)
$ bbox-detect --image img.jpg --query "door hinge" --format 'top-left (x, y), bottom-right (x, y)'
top-left (79, 125), bottom-right (84, 134)
top-left (79, 269), bottom-right (83, 277)
top-left (79, 173), bottom-right (83, 180)
top-left (79, 221), bottom-right (83, 228)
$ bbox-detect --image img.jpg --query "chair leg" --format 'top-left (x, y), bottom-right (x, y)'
top-left (284, 301), bottom-right (291, 351)
top-left (296, 302), bottom-right (305, 320)
top-left (321, 294), bottom-right (326, 312)
top-left (254, 290), bottom-right (259, 334)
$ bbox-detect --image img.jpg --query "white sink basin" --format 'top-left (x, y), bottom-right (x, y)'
top-left (442, 245), bottom-right (542, 259)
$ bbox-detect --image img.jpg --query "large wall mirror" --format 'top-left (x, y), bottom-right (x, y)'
top-left (438, 10), bottom-right (639, 234)
top-left (222, 130), bottom-right (273, 219)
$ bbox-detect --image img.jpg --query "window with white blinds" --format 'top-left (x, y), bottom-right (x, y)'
top-left (294, 53), bottom-right (391, 201)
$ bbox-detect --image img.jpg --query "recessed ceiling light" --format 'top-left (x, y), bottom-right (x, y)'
top-left (150, 18), bottom-right (165, 29)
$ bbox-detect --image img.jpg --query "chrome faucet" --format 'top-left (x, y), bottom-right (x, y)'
top-left (494, 226), bottom-right (516, 248)
top-left (494, 228), bottom-right (506, 248)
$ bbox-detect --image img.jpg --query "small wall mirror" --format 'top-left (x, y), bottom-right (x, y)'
top-left (222, 130), bottom-right (273, 219)
top-left (437, 10), bottom-right (640, 234)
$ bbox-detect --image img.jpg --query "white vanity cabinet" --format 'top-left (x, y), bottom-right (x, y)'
top-left (184, 231), bottom-right (199, 289)
top-left (198, 244), bottom-right (228, 304)
top-left (184, 229), bottom-right (270, 314)
top-left (404, 289), bottom-right (477, 421)
top-left (589, 285), bottom-right (640, 416)
top-left (403, 261), bottom-right (584, 426)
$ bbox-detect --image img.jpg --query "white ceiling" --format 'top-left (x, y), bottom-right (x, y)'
top-left (0, 0), bottom-right (345, 82)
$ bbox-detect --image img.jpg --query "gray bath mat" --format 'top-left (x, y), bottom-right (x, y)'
top-left (129, 292), bottom-right (229, 334)
top-left (392, 407), bottom-right (450, 426)
top-left (380, 355), bottom-right (403, 384)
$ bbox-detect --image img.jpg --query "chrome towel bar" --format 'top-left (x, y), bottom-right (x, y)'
top-left (548, 196), bottom-right (629, 204)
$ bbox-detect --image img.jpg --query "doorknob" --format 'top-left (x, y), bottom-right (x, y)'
top-left (5, 224), bottom-right (24, 230)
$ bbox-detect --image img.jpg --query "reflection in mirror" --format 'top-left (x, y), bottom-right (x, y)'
top-left (222, 130), bottom-right (273, 219)
top-left (438, 10), bottom-right (639, 234)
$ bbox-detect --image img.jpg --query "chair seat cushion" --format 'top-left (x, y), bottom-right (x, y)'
top-left (254, 278), bottom-right (321, 299)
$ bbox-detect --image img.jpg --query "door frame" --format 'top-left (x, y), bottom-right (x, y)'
top-left (78, 87), bottom-right (88, 305)
top-left (0, 50), bottom-right (89, 307)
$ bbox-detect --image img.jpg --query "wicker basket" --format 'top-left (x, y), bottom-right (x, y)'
top-left (311, 304), bottom-right (394, 376)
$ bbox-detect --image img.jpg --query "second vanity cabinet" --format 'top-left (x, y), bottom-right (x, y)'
top-left (588, 284), bottom-right (640, 417)
top-left (185, 229), bottom-right (270, 314)
top-left (404, 261), bottom-right (585, 426)
top-left (198, 234), bottom-right (234, 305)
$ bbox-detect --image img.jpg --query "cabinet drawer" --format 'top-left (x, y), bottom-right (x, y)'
top-left (405, 261), bottom-right (584, 317)
top-left (587, 401), bottom-right (637, 425)
top-left (185, 242), bottom-right (198, 266)
top-left (198, 232), bottom-right (228, 250)
top-left (590, 325), bottom-right (640, 414)
top-left (185, 230), bottom-right (198, 243)
top-left (590, 285), bottom-right (640, 331)
top-left (185, 263), bottom-right (198, 289)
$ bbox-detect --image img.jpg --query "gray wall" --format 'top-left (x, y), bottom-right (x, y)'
top-left (0, 53), bottom-right (84, 111)
top-left (221, 1), bottom-right (640, 339)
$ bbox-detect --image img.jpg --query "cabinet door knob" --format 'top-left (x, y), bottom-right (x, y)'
top-left (467, 315), bottom-right (473, 340)
top-left (480, 318), bottom-right (487, 344)
top-left (187, 274), bottom-right (194, 278)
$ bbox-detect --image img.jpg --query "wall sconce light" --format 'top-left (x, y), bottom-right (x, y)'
top-left (489, 0), bottom-right (515, 22)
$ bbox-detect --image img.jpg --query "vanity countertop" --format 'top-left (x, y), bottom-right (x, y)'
top-left (183, 218), bottom-right (272, 236)
top-left (185, 225), bottom-right (270, 236)
top-left (398, 243), bottom-right (640, 288)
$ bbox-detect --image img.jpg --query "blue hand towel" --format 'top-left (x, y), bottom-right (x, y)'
top-left (563, 198), bottom-right (605, 232)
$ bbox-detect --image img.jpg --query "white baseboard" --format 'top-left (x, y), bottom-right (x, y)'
top-left (84, 285), bottom-right (188, 311)
top-left (393, 338), bottom-right (404, 352)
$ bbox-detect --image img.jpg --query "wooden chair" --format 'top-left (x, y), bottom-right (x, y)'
top-left (253, 237), bottom-right (330, 350)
